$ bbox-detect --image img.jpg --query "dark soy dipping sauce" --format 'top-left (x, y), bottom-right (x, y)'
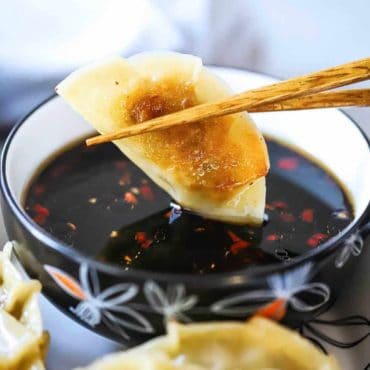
top-left (24, 138), bottom-right (353, 273)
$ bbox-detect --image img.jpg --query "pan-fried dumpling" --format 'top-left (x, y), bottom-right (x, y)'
top-left (56, 52), bottom-right (269, 225)
top-left (75, 317), bottom-right (340, 370)
top-left (0, 243), bottom-right (48, 370)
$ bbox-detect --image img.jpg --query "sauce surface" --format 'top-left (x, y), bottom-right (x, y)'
top-left (24, 138), bottom-right (353, 273)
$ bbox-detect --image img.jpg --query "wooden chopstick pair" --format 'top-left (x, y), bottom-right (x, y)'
top-left (86, 58), bottom-right (370, 146)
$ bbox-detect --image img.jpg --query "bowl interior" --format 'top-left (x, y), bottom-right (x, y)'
top-left (4, 68), bottom-right (370, 245)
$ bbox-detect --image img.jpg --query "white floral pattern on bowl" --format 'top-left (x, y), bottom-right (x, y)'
top-left (335, 231), bottom-right (364, 269)
top-left (45, 263), bottom-right (153, 340)
top-left (45, 261), bottom-right (333, 340)
top-left (143, 280), bottom-right (198, 323)
top-left (211, 263), bottom-right (330, 320)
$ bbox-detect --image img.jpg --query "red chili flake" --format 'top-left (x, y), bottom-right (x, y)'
top-left (114, 161), bottom-right (127, 170)
top-left (123, 192), bottom-right (138, 205)
top-left (164, 210), bottom-right (172, 219)
top-left (230, 242), bottom-right (250, 255)
top-left (307, 233), bottom-right (328, 248)
top-left (271, 201), bottom-right (288, 210)
top-left (135, 232), bottom-right (146, 243)
top-left (227, 230), bottom-right (251, 255)
top-left (33, 204), bottom-right (49, 216)
top-left (141, 239), bottom-right (153, 249)
top-left (301, 208), bottom-right (314, 223)
top-left (119, 173), bottom-right (131, 186)
top-left (140, 184), bottom-right (154, 201)
top-left (265, 203), bottom-right (274, 210)
top-left (135, 232), bottom-right (153, 249)
top-left (33, 185), bottom-right (45, 196)
top-left (280, 212), bottom-right (295, 223)
top-left (33, 204), bottom-right (49, 225)
top-left (267, 234), bottom-right (280, 241)
top-left (277, 157), bottom-right (298, 170)
top-left (227, 230), bottom-right (241, 243)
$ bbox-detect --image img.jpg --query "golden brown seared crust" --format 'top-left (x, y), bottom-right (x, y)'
top-left (112, 79), bottom-right (269, 192)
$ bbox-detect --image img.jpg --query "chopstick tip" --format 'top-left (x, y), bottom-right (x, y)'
top-left (85, 137), bottom-right (97, 147)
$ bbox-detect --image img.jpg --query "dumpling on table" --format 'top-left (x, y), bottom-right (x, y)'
top-left (0, 243), bottom-right (49, 370)
top-left (74, 317), bottom-right (340, 370)
top-left (56, 52), bottom-right (269, 225)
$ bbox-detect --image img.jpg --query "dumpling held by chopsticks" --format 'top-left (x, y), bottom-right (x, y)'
top-left (56, 52), bottom-right (269, 225)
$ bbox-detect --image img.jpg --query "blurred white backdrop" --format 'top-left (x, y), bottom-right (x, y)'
top-left (0, 0), bottom-right (369, 128)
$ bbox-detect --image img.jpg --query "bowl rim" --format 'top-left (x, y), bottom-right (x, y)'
top-left (1, 67), bottom-right (369, 285)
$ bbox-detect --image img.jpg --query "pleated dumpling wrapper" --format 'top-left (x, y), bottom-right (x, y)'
top-left (0, 243), bottom-right (49, 370)
top-left (56, 52), bottom-right (269, 225)
top-left (75, 317), bottom-right (340, 370)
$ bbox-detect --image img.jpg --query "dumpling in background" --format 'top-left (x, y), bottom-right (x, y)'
top-left (57, 52), bottom-right (269, 225)
top-left (0, 243), bottom-right (49, 370)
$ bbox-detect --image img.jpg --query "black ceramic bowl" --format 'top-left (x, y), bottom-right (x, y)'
top-left (1, 68), bottom-right (369, 346)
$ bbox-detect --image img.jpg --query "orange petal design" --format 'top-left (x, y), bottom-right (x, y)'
top-left (255, 298), bottom-right (287, 321)
top-left (44, 265), bottom-right (86, 300)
